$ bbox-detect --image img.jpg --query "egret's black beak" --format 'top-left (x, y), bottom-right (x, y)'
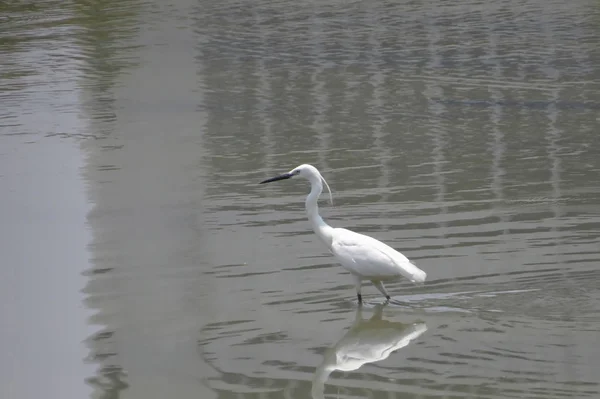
top-left (260, 172), bottom-right (293, 184)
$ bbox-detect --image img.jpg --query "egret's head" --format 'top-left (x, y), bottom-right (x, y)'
top-left (290, 164), bottom-right (320, 179)
top-left (260, 164), bottom-right (333, 204)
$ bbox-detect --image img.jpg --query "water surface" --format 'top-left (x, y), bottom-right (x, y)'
top-left (1, 0), bottom-right (600, 398)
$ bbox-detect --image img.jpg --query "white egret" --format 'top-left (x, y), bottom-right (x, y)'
top-left (260, 164), bottom-right (427, 303)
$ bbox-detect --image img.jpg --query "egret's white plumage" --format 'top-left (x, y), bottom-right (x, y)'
top-left (260, 164), bottom-right (427, 303)
top-left (331, 228), bottom-right (426, 282)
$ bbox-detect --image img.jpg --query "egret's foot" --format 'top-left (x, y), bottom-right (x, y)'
top-left (357, 293), bottom-right (362, 304)
top-left (389, 298), bottom-right (410, 307)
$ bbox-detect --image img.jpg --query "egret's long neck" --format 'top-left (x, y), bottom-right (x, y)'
top-left (306, 178), bottom-right (333, 247)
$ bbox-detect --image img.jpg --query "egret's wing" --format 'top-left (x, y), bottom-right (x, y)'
top-left (331, 230), bottom-right (400, 277)
top-left (331, 228), bottom-right (426, 283)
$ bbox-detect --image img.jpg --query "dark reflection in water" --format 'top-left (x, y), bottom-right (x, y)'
top-left (72, 2), bottom-right (144, 398)
top-left (1, 0), bottom-right (600, 398)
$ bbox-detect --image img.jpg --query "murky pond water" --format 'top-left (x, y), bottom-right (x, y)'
top-left (1, 0), bottom-right (600, 398)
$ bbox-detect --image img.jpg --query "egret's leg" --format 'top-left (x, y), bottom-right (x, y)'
top-left (354, 275), bottom-right (363, 304)
top-left (371, 280), bottom-right (391, 301)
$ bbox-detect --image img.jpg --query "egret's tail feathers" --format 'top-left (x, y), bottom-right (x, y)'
top-left (407, 263), bottom-right (427, 284)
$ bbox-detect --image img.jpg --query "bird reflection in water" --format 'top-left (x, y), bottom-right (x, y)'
top-left (312, 304), bottom-right (427, 399)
